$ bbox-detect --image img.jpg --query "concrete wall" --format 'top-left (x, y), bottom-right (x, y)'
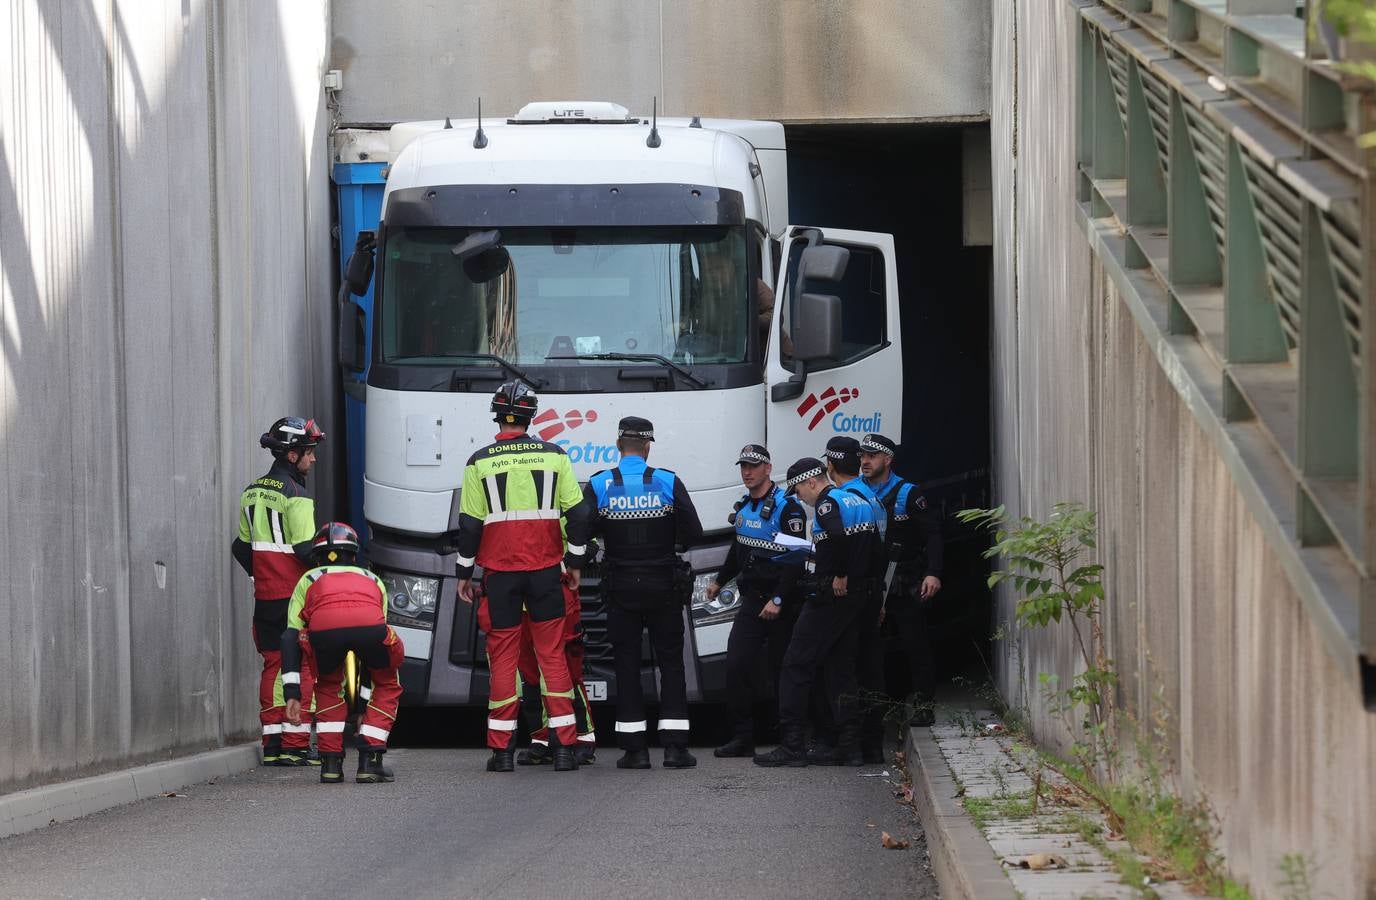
top-left (0, 0), bottom-right (335, 793)
top-left (329, 0), bottom-right (991, 124)
top-left (990, 2), bottom-right (1375, 897)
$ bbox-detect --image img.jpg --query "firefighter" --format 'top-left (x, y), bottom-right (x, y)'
top-left (516, 579), bottom-right (598, 766)
top-left (707, 444), bottom-right (809, 758)
top-left (456, 381), bottom-right (593, 773)
top-left (585, 416), bottom-right (703, 770)
top-left (281, 522), bottom-right (403, 784)
top-left (860, 432), bottom-right (944, 730)
top-left (230, 416), bottom-right (323, 766)
top-left (754, 457), bottom-right (883, 768)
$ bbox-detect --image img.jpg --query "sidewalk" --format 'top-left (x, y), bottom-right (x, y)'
top-left (904, 708), bottom-right (1200, 899)
top-left (0, 744), bottom-right (260, 840)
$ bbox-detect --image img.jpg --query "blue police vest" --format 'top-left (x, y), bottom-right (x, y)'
top-left (734, 486), bottom-right (789, 554)
top-left (839, 476), bottom-right (887, 542)
top-left (869, 473), bottom-right (916, 525)
top-left (814, 486), bottom-right (880, 540)
top-left (589, 457), bottom-right (677, 525)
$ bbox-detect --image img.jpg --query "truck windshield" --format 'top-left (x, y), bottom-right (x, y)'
top-left (380, 225), bottom-right (749, 367)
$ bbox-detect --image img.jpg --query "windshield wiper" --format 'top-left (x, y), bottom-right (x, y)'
top-left (546, 353), bottom-right (711, 389)
top-left (447, 353), bottom-right (546, 388)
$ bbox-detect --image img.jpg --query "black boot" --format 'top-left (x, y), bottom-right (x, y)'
top-left (516, 743), bottom-right (553, 766)
top-left (319, 753), bottom-right (345, 784)
top-left (616, 749), bottom-right (652, 769)
top-left (835, 721), bottom-right (864, 767)
top-left (274, 746), bottom-right (306, 767)
top-left (356, 749), bottom-right (395, 783)
top-left (663, 746), bottom-right (697, 769)
top-left (574, 742), bottom-right (597, 765)
top-left (806, 741), bottom-right (840, 766)
top-left (753, 725), bottom-right (808, 768)
top-left (261, 736), bottom-right (283, 766)
top-left (553, 745), bottom-right (579, 772)
top-left (862, 745), bottom-right (887, 765)
top-left (486, 748), bottom-right (515, 772)
top-left (714, 736), bottom-right (756, 758)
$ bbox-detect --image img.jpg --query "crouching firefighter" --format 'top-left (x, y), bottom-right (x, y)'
top-left (585, 416), bottom-right (704, 770)
top-left (231, 416), bottom-right (323, 766)
top-left (516, 577), bottom-right (598, 766)
top-left (456, 381), bottom-right (594, 773)
top-left (282, 522), bottom-right (403, 784)
top-left (754, 458), bottom-right (883, 768)
top-left (709, 444), bottom-right (809, 758)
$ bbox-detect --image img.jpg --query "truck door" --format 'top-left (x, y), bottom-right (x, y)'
top-left (765, 227), bottom-right (902, 464)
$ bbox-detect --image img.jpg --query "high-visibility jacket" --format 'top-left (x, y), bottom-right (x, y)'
top-left (236, 460), bottom-right (316, 599)
top-left (279, 564), bottom-right (390, 702)
top-left (456, 434), bottom-right (592, 577)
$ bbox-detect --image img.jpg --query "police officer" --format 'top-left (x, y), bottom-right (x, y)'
top-left (754, 458), bottom-right (883, 768)
top-left (281, 522), bottom-right (404, 784)
top-left (231, 417), bottom-right (323, 766)
top-left (860, 433), bottom-right (944, 728)
top-left (585, 416), bottom-right (704, 769)
top-left (456, 381), bottom-right (593, 773)
top-left (708, 444), bottom-right (809, 758)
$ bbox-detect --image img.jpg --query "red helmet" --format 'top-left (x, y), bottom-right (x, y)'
top-left (260, 417), bottom-right (325, 455)
top-left (310, 522), bottom-right (360, 563)
top-left (491, 380), bottom-right (539, 425)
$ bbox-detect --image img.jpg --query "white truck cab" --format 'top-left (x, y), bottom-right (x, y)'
top-left (335, 101), bottom-right (903, 706)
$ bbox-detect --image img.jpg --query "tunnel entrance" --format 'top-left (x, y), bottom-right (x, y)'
top-left (786, 123), bottom-right (996, 705)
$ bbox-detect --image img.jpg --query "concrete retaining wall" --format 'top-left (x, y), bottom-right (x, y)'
top-left (989, 3), bottom-right (1375, 897)
top-left (0, 0), bottom-right (335, 793)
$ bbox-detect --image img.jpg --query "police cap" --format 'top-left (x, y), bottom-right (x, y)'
top-left (823, 435), bottom-right (861, 469)
top-left (617, 416), bottom-right (655, 441)
top-left (736, 443), bottom-right (770, 465)
top-left (859, 433), bottom-right (897, 456)
top-left (784, 457), bottom-right (826, 494)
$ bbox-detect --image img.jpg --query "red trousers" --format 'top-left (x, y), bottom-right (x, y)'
top-left (309, 624), bottom-right (405, 754)
top-left (519, 585), bottom-right (595, 746)
top-left (253, 599), bottom-right (315, 749)
top-left (478, 568), bottom-right (577, 750)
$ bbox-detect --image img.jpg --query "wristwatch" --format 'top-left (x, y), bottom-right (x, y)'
top-left (770, 596), bottom-right (783, 607)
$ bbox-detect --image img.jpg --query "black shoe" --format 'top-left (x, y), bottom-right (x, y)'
top-left (836, 746), bottom-right (864, 767)
top-left (663, 747), bottom-right (697, 769)
top-left (261, 737), bottom-right (282, 766)
top-left (862, 747), bottom-right (886, 765)
top-left (909, 708), bottom-right (936, 727)
top-left (516, 743), bottom-right (553, 766)
top-left (616, 749), bottom-right (652, 770)
top-left (753, 745), bottom-right (809, 768)
top-left (356, 750), bottom-right (394, 783)
top-left (553, 746), bottom-right (579, 772)
top-left (713, 736), bottom-right (755, 758)
top-left (806, 744), bottom-right (840, 766)
top-left (486, 748), bottom-right (515, 772)
top-left (319, 754), bottom-right (345, 784)
top-left (304, 747), bottom-right (323, 767)
top-left (272, 748), bottom-right (305, 767)
top-left (574, 744), bottom-right (597, 765)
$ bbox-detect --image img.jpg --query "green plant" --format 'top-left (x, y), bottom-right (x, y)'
top-left (958, 503), bottom-right (1117, 787)
top-left (1277, 852), bottom-right (1317, 900)
top-left (1313, 0), bottom-right (1376, 146)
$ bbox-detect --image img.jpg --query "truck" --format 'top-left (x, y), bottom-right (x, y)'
top-left (330, 100), bottom-right (905, 708)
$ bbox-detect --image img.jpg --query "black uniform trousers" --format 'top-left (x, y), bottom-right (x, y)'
top-left (724, 589), bottom-right (800, 739)
top-left (889, 581), bottom-right (936, 705)
top-left (855, 585), bottom-right (888, 754)
top-left (606, 593), bottom-right (690, 751)
top-left (777, 582), bottom-right (870, 732)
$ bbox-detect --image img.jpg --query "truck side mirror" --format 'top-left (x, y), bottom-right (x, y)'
top-left (338, 290), bottom-right (366, 372)
top-left (345, 231), bottom-right (376, 296)
top-left (799, 244), bottom-right (849, 283)
top-left (792, 292), bottom-right (842, 363)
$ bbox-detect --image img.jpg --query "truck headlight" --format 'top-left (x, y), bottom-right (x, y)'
top-left (690, 572), bottom-right (740, 627)
top-left (378, 571), bottom-right (439, 620)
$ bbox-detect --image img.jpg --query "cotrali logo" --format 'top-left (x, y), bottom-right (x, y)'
top-left (796, 386), bottom-right (859, 431)
top-left (532, 408), bottom-right (599, 441)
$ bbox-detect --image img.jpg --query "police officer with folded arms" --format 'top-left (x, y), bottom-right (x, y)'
top-left (708, 444), bottom-right (809, 759)
top-left (585, 416), bottom-right (704, 770)
top-left (754, 457), bottom-right (883, 768)
top-left (860, 432), bottom-right (944, 727)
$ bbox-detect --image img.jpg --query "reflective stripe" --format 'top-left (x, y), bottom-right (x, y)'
top-left (358, 686), bottom-right (372, 700)
top-left (483, 509), bottom-right (561, 524)
top-left (484, 475), bottom-right (504, 515)
top-left (540, 469), bottom-right (554, 511)
top-left (658, 719), bottom-right (691, 731)
top-left (251, 541), bottom-right (295, 553)
top-left (457, 554), bottom-right (476, 568)
top-left (531, 738), bottom-right (549, 747)
top-left (359, 724), bottom-right (391, 742)
top-left (548, 714), bottom-right (577, 728)
top-left (261, 724), bottom-right (284, 735)
top-left (576, 732), bottom-right (597, 743)
top-left (280, 672), bottom-right (300, 685)
top-left (488, 694), bottom-right (519, 710)
top-left (615, 720), bottom-right (647, 733)
top-left (315, 721), bottom-right (347, 733)
top-left (283, 723), bottom-right (311, 734)
top-left (566, 544), bottom-right (586, 556)
top-left (488, 718), bottom-right (519, 732)
top-left (269, 509), bottom-right (284, 545)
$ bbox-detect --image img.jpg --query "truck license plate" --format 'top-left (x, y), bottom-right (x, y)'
top-left (586, 680), bottom-right (608, 702)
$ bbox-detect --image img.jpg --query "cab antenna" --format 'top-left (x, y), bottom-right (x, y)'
top-left (646, 97), bottom-right (662, 148)
top-left (473, 98), bottom-right (489, 149)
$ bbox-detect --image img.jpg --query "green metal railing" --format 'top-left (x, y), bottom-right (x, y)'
top-left (1072, 0), bottom-right (1376, 693)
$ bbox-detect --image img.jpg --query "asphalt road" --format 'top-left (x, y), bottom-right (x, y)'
top-left (0, 746), bottom-right (938, 899)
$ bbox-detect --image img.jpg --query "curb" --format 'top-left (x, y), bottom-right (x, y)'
top-left (904, 726), bottom-right (1016, 900)
top-left (0, 743), bottom-right (261, 840)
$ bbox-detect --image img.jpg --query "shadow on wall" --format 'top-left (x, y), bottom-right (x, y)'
top-left (0, 0), bottom-right (332, 793)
